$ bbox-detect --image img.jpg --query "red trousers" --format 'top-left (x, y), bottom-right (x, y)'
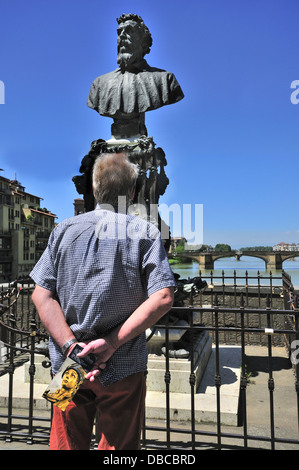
top-left (50, 372), bottom-right (146, 450)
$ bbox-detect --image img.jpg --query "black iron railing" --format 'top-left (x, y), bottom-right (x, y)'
top-left (0, 279), bottom-right (51, 444)
top-left (143, 303), bottom-right (299, 450)
top-left (0, 273), bottom-right (298, 450)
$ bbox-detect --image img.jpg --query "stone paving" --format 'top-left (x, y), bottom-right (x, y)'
top-left (0, 345), bottom-right (298, 450)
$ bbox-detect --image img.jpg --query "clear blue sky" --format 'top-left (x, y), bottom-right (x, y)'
top-left (1, 0), bottom-right (298, 248)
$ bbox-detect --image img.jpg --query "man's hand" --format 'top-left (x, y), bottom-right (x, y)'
top-left (78, 286), bottom-right (174, 382)
top-left (33, 285), bottom-right (174, 383)
top-left (76, 337), bottom-right (117, 382)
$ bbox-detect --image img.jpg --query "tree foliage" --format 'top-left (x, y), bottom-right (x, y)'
top-left (214, 244), bottom-right (232, 252)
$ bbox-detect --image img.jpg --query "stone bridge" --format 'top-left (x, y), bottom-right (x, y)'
top-left (174, 250), bottom-right (299, 270)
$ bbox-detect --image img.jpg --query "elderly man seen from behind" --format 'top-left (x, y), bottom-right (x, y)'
top-left (31, 152), bottom-right (175, 450)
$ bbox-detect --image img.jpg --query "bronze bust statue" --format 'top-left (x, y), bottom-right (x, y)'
top-left (87, 13), bottom-right (184, 139)
top-left (74, 13), bottom-right (184, 233)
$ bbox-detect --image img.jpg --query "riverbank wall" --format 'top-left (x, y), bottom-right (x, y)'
top-left (174, 284), bottom-right (291, 348)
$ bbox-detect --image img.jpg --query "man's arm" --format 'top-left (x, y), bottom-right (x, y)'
top-left (31, 285), bottom-right (76, 351)
top-left (78, 286), bottom-right (174, 381)
top-left (32, 284), bottom-right (174, 381)
top-left (108, 286), bottom-right (174, 348)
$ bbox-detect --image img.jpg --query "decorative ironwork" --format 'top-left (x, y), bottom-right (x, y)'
top-left (0, 273), bottom-right (299, 450)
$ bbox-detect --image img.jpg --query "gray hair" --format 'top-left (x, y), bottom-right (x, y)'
top-left (92, 153), bottom-right (139, 208)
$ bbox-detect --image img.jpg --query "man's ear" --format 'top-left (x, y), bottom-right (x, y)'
top-left (130, 185), bottom-right (136, 201)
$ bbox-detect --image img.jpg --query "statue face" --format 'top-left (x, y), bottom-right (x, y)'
top-left (117, 20), bottom-right (144, 69)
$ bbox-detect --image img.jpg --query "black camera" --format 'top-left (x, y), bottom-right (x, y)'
top-left (68, 344), bottom-right (96, 372)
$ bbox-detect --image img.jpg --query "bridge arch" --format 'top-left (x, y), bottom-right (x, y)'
top-left (208, 253), bottom-right (236, 263)
top-left (237, 252), bottom-right (269, 265)
top-left (280, 253), bottom-right (299, 264)
top-left (214, 254), bottom-right (266, 267)
top-left (172, 250), bottom-right (299, 270)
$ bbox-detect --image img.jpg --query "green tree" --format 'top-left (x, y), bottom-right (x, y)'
top-left (174, 240), bottom-right (185, 254)
top-left (214, 244), bottom-right (232, 252)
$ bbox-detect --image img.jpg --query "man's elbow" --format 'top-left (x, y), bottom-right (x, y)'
top-left (159, 287), bottom-right (174, 313)
top-left (31, 286), bottom-right (38, 306)
top-left (31, 285), bottom-right (52, 309)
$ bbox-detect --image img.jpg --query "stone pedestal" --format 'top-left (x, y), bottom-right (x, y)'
top-left (72, 135), bottom-right (171, 249)
top-left (147, 330), bottom-right (212, 393)
top-left (0, 341), bottom-right (5, 364)
top-left (24, 354), bottom-right (51, 384)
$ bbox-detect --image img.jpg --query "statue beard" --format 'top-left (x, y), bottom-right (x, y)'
top-left (117, 50), bottom-right (143, 72)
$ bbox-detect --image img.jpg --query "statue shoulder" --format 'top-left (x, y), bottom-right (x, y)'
top-left (87, 69), bottom-right (121, 111)
top-left (89, 69), bottom-right (121, 88)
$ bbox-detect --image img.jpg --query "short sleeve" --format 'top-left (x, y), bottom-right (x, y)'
top-left (141, 234), bottom-right (176, 297)
top-left (30, 235), bottom-right (57, 292)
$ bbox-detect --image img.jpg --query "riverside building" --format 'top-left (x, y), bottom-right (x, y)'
top-left (0, 173), bottom-right (56, 282)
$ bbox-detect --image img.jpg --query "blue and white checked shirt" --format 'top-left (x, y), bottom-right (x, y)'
top-left (30, 205), bottom-right (176, 385)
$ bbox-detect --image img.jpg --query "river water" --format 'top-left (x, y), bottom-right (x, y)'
top-left (171, 256), bottom-right (299, 288)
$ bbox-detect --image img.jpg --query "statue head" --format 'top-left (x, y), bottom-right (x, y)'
top-left (116, 13), bottom-right (153, 71)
